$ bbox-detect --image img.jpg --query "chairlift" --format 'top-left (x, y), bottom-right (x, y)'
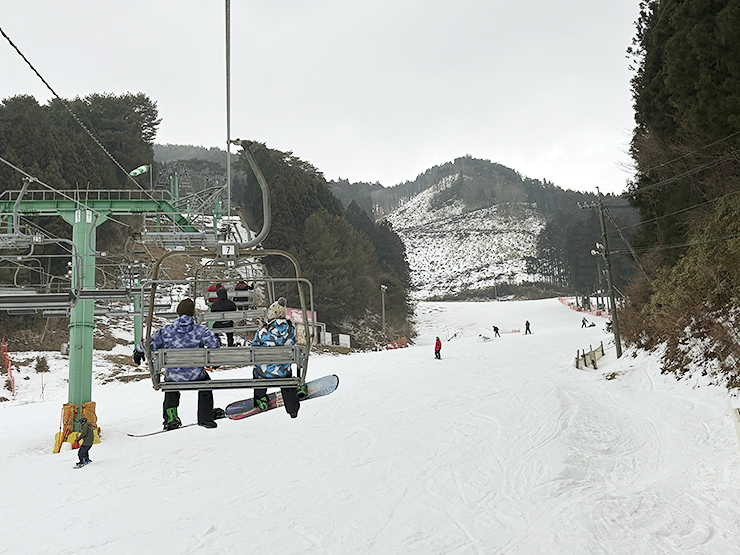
top-left (143, 247), bottom-right (315, 393)
top-left (195, 257), bottom-right (265, 308)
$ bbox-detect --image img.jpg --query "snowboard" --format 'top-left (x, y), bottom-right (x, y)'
top-left (73, 460), bottom-right (92, 469)
top-left (127, 375), bottom-right (339, 436)
top-left (226, 374), bottom-right (339, 420)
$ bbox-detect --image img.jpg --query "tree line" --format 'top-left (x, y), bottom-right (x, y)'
top-left (334, 154), bottom-right (640, 299)
top-left (0, 92), bottom-right (159, 274)
top-left (622, 0), bottom-right (740, 386)
top-left (0, 94), bottom-right (412, 346)
top-left (233, 143), bottom-right (411, 342)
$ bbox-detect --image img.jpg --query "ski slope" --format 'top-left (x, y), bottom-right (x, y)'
top-left (2, 298), bottom-right (740, 554)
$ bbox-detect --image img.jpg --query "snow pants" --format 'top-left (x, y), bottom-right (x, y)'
top-left (254, 386), bottom-right (299, 417)
top-left (213, 322), bottom-right (235, 346)
top-left (163, 373), bottom-right (215, 424)
top-left (78, 443), bottom-right (91, 463)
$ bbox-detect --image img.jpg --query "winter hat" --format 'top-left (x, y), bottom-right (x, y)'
top-left (267, 297), bottom-right (287, 320)
top-left (80, 417), bottom-right (87, 424)
top-left (177, 298), bottom-right (196, 317)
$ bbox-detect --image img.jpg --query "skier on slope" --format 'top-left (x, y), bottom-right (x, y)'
top-left (435, 337), bottom-right (442, 359)
top-left (492, 326), bottom-right (500, 338)
top-left (252, 297), bottom-right (306, 418)
top-left (525, 320), bottom-right (532, 335)
top-left (133, 298), bottom-right (222, 430)
top-left (74, 416), bottom-right (94, 468)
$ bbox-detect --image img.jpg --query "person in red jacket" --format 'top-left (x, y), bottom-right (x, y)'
top-left (434, 337), bottom-right (442, 359)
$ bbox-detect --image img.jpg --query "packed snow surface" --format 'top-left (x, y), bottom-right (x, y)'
top-left (3, 298), bottom-right (740, 554)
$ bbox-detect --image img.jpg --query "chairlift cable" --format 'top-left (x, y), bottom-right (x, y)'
top-left (0, 155), bottom-right (135, 230)
top-left (0, 26), bottom-right (158, 199)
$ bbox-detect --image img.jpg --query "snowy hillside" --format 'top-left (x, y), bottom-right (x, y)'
top-left (386, 175), bottom-right (545, 300)
top-left (3, 298), bottom-right (740, 554)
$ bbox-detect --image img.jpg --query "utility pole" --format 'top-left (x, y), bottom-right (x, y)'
top-left (581, 190), bottom-right (623, 358)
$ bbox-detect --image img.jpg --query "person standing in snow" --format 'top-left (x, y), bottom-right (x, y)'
top-left (252, 297), bottom-right (306, 418)
top-left (492, 326), bottom-right (500, 338)
top-left (582, 317), bottom-right (588, 328)
top-left (434, 337), bottom-right (442, 359)
top-left (132, 298), bottom-right (222, 430)
top-left (210, 287), bottom-right (238, 346)
top-left (525, 320), bottom-right (532, 335)
top-left (75, 416), bottom-right (94, 467)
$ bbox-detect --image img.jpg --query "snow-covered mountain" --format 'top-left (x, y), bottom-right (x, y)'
top-left (386, 174), bottom-right (545, 300)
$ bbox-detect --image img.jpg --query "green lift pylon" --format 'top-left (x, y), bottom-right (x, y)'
top-left (0, 190), bottom-right (201, 412)
top-left (60, 208), bottom-right (103, 407)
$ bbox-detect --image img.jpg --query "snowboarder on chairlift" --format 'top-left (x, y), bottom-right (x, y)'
top-left (252, 297), bottom-right (305, 418)
top-left (74, 416), bottom-right (94, 467)
top-left (133, 298), bottom-right (222, 430)
top-left (435, 337), bottom-right (442, 359)
top-left (235, 280), bottom-right (253, 291)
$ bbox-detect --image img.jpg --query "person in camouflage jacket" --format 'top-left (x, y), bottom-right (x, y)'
top-left (133, 298), bottom-right (221, 429)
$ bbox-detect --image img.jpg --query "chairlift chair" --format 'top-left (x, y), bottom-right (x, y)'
top-left (143, 247), bottom-right (315, 393)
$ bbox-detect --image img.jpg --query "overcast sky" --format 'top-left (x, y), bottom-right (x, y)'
top-left (1, 1), bottom-right (640, 194)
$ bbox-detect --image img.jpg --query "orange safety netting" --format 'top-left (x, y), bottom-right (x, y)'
top-left (1, 337), bottom-right (13, 395)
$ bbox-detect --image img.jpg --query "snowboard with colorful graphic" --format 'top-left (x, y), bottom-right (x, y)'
top-left (226, 374), bottom-right (339, 420)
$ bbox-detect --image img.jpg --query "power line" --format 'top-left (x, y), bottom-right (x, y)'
top-left (635, 130), bottom-right (740, 177)
top-left (0, 155), bottom-right (134, 230)
top-left (0, 26), bottom-right (157, 199)
top-left (623, 231), bottom-right (740, 254)
top-left (603, 207), bottom-right (651, 282)
top-left (607, 188), bottom-right (740, 237)
top-left (626, 150), bottom-right (737, 196)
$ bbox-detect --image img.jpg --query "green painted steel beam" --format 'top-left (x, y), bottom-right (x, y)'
top-left (0, 199), bottom-right (198, 233)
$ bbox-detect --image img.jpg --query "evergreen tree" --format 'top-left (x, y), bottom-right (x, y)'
top-left (345, 201), bottom-right (410, 287)
top-left (622, 1), bottom-right (740, 382)
top-left (233, 143), bottom-right (411, 332)
top-left (628, 0), bottom-right (740, 252)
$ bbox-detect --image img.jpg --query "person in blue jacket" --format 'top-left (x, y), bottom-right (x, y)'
top-left (252, 297), bottom-right (306, 418)
top-left (133, 298), bottom-right (221, 430)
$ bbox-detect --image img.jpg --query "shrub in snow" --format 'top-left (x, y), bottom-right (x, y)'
top-left (35, 356), bottom-right (49, 373)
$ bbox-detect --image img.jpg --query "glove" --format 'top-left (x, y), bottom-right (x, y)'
top-left (132, 348), bottom-right (144, 366)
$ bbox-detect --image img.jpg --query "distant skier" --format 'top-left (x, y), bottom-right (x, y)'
top-left (434, 337), bottom-right (442, 359)
top-left (492, 325), bottom-right (500, 338)
top-left (581, 317), bottom-right (588, 328)
top-left (525, 320), bottom-right (532, 335)
top-left (74, 417), bottom-right (94, 468)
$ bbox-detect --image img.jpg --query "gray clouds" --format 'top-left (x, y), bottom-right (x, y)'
top-left (1, 0), bottom-right (640, 193)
